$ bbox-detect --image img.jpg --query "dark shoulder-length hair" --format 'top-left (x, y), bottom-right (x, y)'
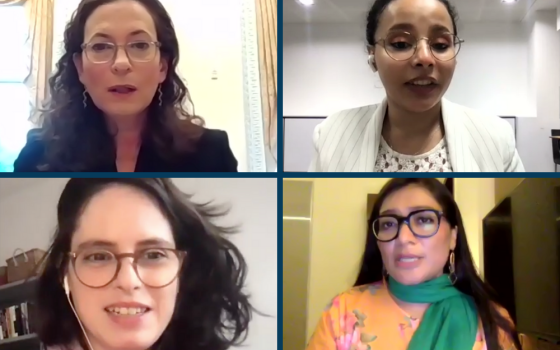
top-left (355, 178), bottom-right (521, 350)
top-left (37, 0), bottom-right (204, 171)
top-left (35, 178), bottom-right (252, 350)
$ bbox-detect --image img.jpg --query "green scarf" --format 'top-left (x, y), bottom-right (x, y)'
top-left (388, 274), bottom-right (478, 350)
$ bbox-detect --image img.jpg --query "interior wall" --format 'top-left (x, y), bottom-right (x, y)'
top-left (453, 178), bottom-right (495, 275)
top-left (525, 11), bottom-right (560, 172)
top-left (504, 179), bottom-right (560, 342)
top-left (495, 178), bottom-right (524, 204)
top-left (283, 219), bottom-right (311, 350)
top-left (283, 180), bottom-right (313, 350)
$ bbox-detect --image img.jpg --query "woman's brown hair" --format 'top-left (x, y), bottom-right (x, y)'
top-left (36, 178), bottom-right (254, 350)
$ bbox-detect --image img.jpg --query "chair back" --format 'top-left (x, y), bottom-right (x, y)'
top-left (551, 130), bottom-right (560, 162)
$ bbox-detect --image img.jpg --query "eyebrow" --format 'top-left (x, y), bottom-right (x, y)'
top-left (90, 30), bottom-right (150, 40)
top-left (387, 23), bottom-right (452, 34)
top-left (380, 206), bottom-right (440, 216)
top-left (75, 238), bottom-right (174, 251)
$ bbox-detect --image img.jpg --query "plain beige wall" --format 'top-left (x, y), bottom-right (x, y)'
top-left (283, 181), bottom-right (313, 350)
top-left (495, 178), bottom-right (524, 204)
top-left (283, 219), bottom-right (311, 350)
top-left (167, 1), bottom-right (247, 170)
top-left (454, 178), bottom-right (495, 275)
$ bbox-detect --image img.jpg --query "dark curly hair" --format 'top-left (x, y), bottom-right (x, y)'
top-left (38, 0), bottom-right (204, 171)
top-left (35, 178), bottom-right (253, 350)
top-left (366, 0), bottom-right (460, 46)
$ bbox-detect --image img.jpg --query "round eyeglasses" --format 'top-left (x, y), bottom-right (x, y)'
top-left (68, 248), bottom-right (186, 288)
top-left (372, 209), bottom-right (445, 242)
top-left (370, 31), bottom-right (464, 61)
top-left (80, 41), bottom-right (162, 64)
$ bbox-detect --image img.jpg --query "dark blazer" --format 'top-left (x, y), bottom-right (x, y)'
top-left (13, 128), bottom-right (238, 172)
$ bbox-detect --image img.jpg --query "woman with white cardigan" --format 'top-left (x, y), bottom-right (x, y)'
top-left (309, 0), bottom-right (524, 172)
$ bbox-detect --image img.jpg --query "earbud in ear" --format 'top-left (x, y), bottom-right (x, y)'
top-left (367, 55), bottom-right (377, 72)
top-left (64, 276), bottom-right (69, 295)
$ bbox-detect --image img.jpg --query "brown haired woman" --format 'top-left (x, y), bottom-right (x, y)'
top-left (14, 0), bottom-right (238, 172)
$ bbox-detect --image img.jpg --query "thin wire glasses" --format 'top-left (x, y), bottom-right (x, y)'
top-left (372, 209), bottom-right (445, 242)
top-left (68, 248), bottom-right (186, 288)
top-left (370, 31), bottom-right (464, 61)
top-left (80, 41), bottom-right (162, 64)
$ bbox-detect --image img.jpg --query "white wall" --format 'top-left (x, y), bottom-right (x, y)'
top-left (283, 22), bottom-right (533, 117)
top-left (524, 11), bottom-right (560, 172)
top-left (52, 0), bottom-right (249, 171)
top-left (448, 22), bottom-right (533, 117)
top-left (0, 178), bottom-right (277, 350)
top-left (557, 3), bottom-right (560, 31)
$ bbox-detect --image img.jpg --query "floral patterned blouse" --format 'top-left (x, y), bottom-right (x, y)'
top-left (306, 281), bottom-right (515, 350)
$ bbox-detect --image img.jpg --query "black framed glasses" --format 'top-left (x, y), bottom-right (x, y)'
top-left (80, 41), bottom-right (162, 64)
top-left (372, 209), bottom-right (444, 242)
top-left (369, 31), bottom-right (464, 61)
top-left (68, 248), bottom-right (186, 288)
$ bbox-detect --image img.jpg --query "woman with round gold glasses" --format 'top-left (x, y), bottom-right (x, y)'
top-left (309, 0), bottom-right (524, 173)
top-left (35, 178), bottom-right (253, 350)
top-left (14, 0), bottom-right (238, 172)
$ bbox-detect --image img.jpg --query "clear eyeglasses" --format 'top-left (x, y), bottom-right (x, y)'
top-left (68, 248), bottom-right (186, 288)
top-left (80, 41), bottom-right (162, 64)
top-left (369, 31), bottom-right (464, 61)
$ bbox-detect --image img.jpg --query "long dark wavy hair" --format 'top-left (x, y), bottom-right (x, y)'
top-left (355, 178), bottom-right (521, 350)
top-left (37, 0), bottom-right (204, 171)
top-left (35, 178), bottom-right (253, 350)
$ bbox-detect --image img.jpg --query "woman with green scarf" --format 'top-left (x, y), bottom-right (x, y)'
top-left (306, 178), bottom-right (521, 350)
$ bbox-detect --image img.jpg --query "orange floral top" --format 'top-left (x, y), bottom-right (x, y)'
top-left (306, 281), bottom-right (516, 350)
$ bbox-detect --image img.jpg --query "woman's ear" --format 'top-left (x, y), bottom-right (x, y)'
top-left (368, 54), bottom-right (377, 72)
top-left (450, 226), bottom-right (458, 251)
top-left (73, 53), bottom-right (85, 84)
top-left (159, 57), bottom-right (169, 84)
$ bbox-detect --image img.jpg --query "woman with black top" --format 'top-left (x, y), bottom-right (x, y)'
top-left (14, 0), bottom-right (238, 172)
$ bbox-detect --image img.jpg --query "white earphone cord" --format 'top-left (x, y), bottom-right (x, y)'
top-left (65, 278), bottom-right (95, 350)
